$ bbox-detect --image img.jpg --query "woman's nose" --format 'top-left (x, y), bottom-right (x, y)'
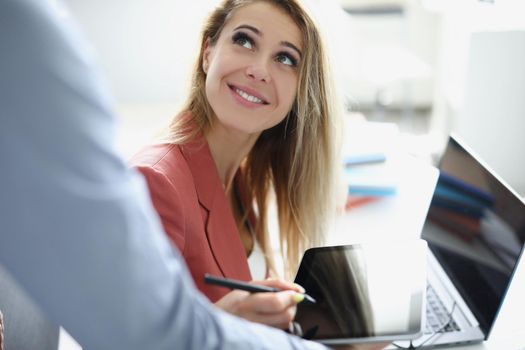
top-left (245, 60), bottom-right (271, 83)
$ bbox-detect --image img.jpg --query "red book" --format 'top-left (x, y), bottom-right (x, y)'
top-left (345, 196), bottom-right (380, 211)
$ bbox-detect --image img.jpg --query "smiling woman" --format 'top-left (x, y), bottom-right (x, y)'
top-left (130, 0), bottom-right (341, 331)
top-left (202, 2), bottom-right (302, 135)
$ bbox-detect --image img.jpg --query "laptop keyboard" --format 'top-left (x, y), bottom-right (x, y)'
top-left (425, 284), bottom-right (461, 334)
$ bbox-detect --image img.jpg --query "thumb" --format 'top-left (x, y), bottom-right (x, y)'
top-left (277, 290), bottom-right (305, 307)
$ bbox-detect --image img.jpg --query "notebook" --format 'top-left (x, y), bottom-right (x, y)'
top-left (396, 134), bottom-right (525, 349)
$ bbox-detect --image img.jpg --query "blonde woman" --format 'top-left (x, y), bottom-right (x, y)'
top-left (131, 0), bottom-right (340, 330)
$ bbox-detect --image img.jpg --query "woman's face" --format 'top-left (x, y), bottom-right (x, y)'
top-left (203, 2), bottom-right (303, 136)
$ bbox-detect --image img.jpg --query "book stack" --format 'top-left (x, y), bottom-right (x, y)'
top-left (342, 119), bottom-right (400, 211)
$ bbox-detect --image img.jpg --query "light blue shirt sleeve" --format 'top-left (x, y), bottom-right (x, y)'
top-left (0, 1), bottom-right (327, 349)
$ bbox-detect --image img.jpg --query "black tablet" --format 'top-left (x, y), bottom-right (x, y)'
top-left (294, 240), bottom-right (427, 345)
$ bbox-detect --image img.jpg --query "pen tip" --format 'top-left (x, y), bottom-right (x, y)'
top-left (305, 295), bottom-right (316, 304)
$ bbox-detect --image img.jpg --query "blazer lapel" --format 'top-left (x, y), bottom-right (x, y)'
top-left (181, 138), bottom-right (252, 281)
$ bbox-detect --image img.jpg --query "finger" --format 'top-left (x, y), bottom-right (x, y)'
top-left (243, 304), bottom-right (297, 329)
top-left (214, 290), bottom-right (250, 313)
top-left (246, 291), bottom-right (302, 314)
top-left (253, 278), bottom-right (304, 293)
top-left (292, 283), bottom-right (306, 293)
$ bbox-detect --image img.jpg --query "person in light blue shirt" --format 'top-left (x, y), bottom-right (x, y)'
top-left (0, 1), bottom-right (311, 348)
top-left (0, 1), bottom-right (386, 349)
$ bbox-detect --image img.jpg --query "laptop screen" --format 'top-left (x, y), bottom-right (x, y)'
top-left (422, 135), bottom-right (525, 336)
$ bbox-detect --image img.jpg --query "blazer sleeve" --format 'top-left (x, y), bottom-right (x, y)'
top-left (135, 165), bottom-right (186, 254)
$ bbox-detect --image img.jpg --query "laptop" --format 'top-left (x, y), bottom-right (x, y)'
top-left (396, 134), bottom-right (525, 349)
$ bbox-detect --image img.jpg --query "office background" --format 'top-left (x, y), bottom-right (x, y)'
top-left (62, 0), bottom-right (525, 197)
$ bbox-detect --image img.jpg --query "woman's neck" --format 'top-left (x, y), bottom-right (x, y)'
top-left (205, 124), bottom-right (260, 193)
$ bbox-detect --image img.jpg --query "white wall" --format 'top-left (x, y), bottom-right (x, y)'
top-left (63, 0), bottom-right (219, 105)
top-left (456, 30), bottom-right (525, 196)
top-left (428, 0), bottom-right (525, 196)
top-left (62, 0), bottom-right (223, 156)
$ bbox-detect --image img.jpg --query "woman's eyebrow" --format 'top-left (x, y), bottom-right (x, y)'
top-left (234, 24), bottom-right (260, 35)
top-left (233, 24), bottom-right (302, 58)
top-left (281, 41), bottom-right (302, 59)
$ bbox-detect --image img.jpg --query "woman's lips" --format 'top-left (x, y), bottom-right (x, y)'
top-left (228, 84), bottom-right (270, 105)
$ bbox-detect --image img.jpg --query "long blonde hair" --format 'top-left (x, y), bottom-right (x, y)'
top-left (168, 0), bottom-right (341, 277)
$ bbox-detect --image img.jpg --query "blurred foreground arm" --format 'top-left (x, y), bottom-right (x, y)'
top-left (0, 1), bottom-right (327, 349)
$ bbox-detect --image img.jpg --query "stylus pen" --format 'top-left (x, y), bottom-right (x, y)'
top-left (204, 274), bottom-right (316, 304)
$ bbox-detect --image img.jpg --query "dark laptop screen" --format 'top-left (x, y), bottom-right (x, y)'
top-left (422, 136), bottom-right (525, 336)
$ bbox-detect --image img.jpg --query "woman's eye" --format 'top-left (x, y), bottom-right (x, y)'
top-left (276, 53), bottom-right (297, 67)
top-left (232, 32), bottom-right (254, 50)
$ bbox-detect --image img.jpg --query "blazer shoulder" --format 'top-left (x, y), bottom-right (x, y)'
top-left (130, 143), bottom-right (195, 184)
top-left (130, 143), bottom-right (181, 168)
top-left (130, 143), bottom-right (191, 253)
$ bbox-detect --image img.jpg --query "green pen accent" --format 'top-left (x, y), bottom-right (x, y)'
top-left (293, 293), bottom-right (305, 303)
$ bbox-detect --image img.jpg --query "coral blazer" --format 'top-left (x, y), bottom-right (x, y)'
top-left (130, 140), bottom-right (252, 302)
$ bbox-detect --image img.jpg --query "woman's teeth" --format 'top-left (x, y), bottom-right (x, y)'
top-left (235, 88), bottom-right (264, 104)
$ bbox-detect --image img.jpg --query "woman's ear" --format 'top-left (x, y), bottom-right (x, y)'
top-left (202, 38), bottom-right (211, 74)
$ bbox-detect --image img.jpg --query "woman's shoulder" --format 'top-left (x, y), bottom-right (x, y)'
top-left (129, 143), bottom-right (193, 184)
top-left (129, 143), bottom-right (182, 167)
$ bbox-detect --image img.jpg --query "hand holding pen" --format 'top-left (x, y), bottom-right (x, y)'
top-left (205, 274), bottom-right (316, 303)
top-left (205, 274), bottom-right (315, 330)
